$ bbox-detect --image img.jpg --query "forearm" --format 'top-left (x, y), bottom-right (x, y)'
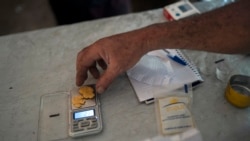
top-left (142, 0), bottom-right (250, 54)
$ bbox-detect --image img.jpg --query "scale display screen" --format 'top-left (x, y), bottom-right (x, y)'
top-left (74, 109), bottom-right (94, 119)
top-left (178, 4), bottom-right (192, 12)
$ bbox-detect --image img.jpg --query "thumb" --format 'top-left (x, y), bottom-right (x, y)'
top-left (96, 66), bottom-right (121, 94)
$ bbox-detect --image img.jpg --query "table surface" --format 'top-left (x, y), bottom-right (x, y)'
top-left (0, 1), bottom-right (249, 141)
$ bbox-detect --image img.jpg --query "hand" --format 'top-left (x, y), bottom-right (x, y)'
top-left (76, 30), bottom-right (149, 93)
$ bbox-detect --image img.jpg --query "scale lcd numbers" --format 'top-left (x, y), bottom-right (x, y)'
top-left (74, 110), bottom-right (95, 119)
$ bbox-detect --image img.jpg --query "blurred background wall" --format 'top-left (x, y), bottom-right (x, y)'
top-left (0, 0), bottom-right (177, 36)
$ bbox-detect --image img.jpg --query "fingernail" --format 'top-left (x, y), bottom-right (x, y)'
top-left (97, 86), bottom-right (105, 94)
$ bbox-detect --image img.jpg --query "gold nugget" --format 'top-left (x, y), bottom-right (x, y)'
top-left (79, 86), bottom-right (95, 99)
top-left (72, 95), bottom-right (86, 108)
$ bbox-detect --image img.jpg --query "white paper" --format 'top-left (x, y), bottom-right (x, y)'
top-left (127, 55), bottom-right (173, 86)
top-left (127, 49), bottom-right (203, 103)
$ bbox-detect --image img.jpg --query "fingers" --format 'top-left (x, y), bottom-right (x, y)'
top-left (97, 60), bottom-right (107, 70)
top-left (76, 66), bottom-right (88, 86)
top-left (76, 38), bottom-right (124, 93)
top-left (96, 65), bottom-right (122, 93)
top-left (76, 47), bottom-right (101, 86)
top-left (89, 62), bottom-right (100, 79)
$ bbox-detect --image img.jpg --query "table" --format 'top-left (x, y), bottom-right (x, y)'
top-left (0, 1), bottom-right (249, 141)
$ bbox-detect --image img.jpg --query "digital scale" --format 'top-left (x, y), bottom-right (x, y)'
top-left (69, 86), bottom-right (102, 137)
top-left (38, 84), bottom-right (102, 141)
top-left (163, 0), bottom-right (200, 21)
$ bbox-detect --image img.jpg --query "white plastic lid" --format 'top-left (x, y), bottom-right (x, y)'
top-left (38, 92), bottom-right (69, 141)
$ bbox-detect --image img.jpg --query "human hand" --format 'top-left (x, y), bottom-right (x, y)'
top-left (76, 30), bottom-right (150, 93)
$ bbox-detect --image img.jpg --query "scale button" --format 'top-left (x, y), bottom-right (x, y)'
top-left (73, 126), bottom-right (81, 132)
top-left (91, 118), bottom-right (97, 122)
top-left (92, 123), bottom-right (98, 127)
top-left (87, 117), bottom-right (96, 120)
top-left (176, 13), bottom-right (180, 16)
top-left (81, 121), bottom-right (90, 127)
top-left (73, 123), bottom-right (78, 127)
top-left (87, 124), bottom-right (98, 130)
top-left (73, 128), bottom-right (84, 132)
